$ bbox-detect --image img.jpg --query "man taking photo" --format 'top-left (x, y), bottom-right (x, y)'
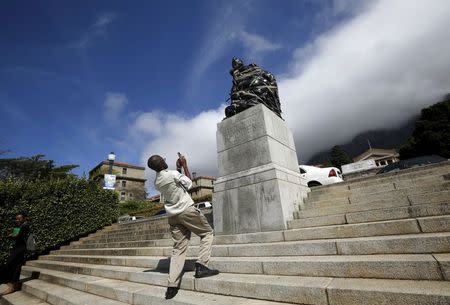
top-left (147, 155), bottom-right (219, 300)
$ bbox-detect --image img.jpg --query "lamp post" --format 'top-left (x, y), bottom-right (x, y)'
top-left (107, 152), bottom-right (116, 175)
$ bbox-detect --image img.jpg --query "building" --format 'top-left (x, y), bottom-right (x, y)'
top-left (188, 174), bottom-right (216, 201)
top-left (353, 148), bottom-right (399, 166)
top-left (89, 161), bottom-right (147, 202)
top-left (342, 148), bottom-right (400, 180)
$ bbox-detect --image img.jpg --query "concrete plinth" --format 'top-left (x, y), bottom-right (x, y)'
top-left (213, 104), bottom-right (309, 235)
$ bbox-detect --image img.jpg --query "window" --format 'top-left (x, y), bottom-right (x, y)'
top-left (299, 168), bottom-right (306, 174)
top-left (122, 181), bottom-right (126, 187)
top-left (129, 193), bottom-right (133, 197)
top-left (120, 192), bottom-right (126, 201)
top-left (122, 168), bottom-right (127, 175)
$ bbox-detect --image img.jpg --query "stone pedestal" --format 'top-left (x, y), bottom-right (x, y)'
top-left (213, 104), bottom-right (309, 235)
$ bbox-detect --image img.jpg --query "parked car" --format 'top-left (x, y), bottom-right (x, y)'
top-left (377, 155), bottom-right (447, 174)
top-left (118, 215), bottom-right (145, 223)
top-left (194, 201), bottom-right (212, 209)
top-left (299, 165), bottom-right (343, 187)
top-left (154, 208), bottom-right (167, 216)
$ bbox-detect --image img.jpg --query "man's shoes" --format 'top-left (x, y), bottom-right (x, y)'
top-left (165, 287), bottom-right (179, 299)
top-left (194, 262), bottom-right (219, 278)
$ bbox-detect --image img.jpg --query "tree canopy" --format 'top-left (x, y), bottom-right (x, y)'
top-left (0, 154), bottom-right (78, 180)
top-left (330, 145), bottom-right (352, 169)
top-left (399, 95), bottom-right (450, 159)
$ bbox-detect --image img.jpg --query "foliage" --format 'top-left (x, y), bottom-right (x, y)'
top-left (0, 176), bottom-right (118, 264)
top-left (399, 95), bottom-right (450, 159)
top-left (119, 199), bottom-right (155, 216)
top-left (329, 145), bottom-right (352, 169)
top-left (0, 154), bottom-right (78, 181)
top-left (193, 194), bottom-right (212, 203)
top-left (129, 203), bottom-right (164, 217)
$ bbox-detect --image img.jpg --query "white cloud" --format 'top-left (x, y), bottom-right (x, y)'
top-left (280, 0), bottom-right (450, 161)
top-left (126, 106), bottom-right (225, 194)
top-left (234, 30), bottom-right (281, 59)
top-left (124, 0), bottom-right (450, 194)
top-left (104, 92), bottom-right (128, 121)
top-left (71, 12), bottom-right (115, 49)
top-left (129, 112), bottom-right (163, 136)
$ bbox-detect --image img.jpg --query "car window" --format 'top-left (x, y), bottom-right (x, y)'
top-left (299, 168), bottom-right (306, 174)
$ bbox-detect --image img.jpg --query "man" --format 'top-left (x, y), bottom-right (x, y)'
top-left (0, 213), bottom-right (30, 295)
top-left (148, 155), bottom-right (219, 300)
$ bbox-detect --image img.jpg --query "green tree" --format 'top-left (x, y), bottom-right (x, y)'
top-left (0, 154), bottom-right (78, 180)
top-left (399, 95), bottom-right (450, 159)
top-left (330, 145), bottom-right (352, 169)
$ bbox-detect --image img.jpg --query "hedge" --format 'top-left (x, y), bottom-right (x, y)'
top-left (0, 176), bottom-right (119, 264)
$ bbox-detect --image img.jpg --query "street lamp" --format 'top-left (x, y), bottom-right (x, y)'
top-left (107, 152), bottom-right (116, 175)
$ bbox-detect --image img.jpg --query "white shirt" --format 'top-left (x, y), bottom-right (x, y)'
top-left (154, 169), bottom-right (194, 216)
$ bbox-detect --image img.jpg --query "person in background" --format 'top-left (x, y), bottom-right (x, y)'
top-left (0, 212), bottom-right (30, 295)
top-left (148, 155), bottom-right (219, 300)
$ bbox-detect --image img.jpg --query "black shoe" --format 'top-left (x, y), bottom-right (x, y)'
top-left (194, 262), bottom-right (219, 278)
top-left (165, 287), bottom-right (179, 299)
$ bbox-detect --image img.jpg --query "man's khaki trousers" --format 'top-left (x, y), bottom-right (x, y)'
top-left (167, 205), bottom-right (214, 287)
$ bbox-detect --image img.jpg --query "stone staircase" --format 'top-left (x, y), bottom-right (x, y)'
top-left (2, 161), bottom-right (450, 305)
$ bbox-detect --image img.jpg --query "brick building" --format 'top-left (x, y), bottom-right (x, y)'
top-left (189, 174), bottom-right (216, 201)
top-left (89, 161), bottom-right (147, 202)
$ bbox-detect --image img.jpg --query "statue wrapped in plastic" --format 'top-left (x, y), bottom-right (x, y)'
top-left (225, 57), bottom-right (282, 118)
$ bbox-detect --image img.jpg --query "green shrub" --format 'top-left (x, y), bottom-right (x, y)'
top-left (193, 194), bottom-right (212, 203)
top-left (0, 176), bottom-right (118, 264)
top-left (118, 199), bottom-right (156, 216)
top-left (129, 203), bottom-right (164, 217)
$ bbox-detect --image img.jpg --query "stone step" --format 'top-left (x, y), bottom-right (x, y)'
top-left (22, 279), bottom-right (127, 305)
top-left (61, 216), bottom-right (449, 253)
top-left (306, 174), bottom-right (448, 203)
top-left (348, 164), bottom-right (450, 190)
top-left (62, 237), bottom-right (177, 250)
top-left (24, 264), bottom-right (328, 304)
top-left (0, 291), bottom-right (51, 305)
top-left (310, 162), bottom-right (450, 196)
top-left (50, 232), bottom-right (450, 257)
top-left (40, 253), bottom-right (447, 280)
top-left (303, 182), bottom-right (450, 209)
top-left (22, 267), bottom-right (288, 305)
top-left (289, 202), bottom-right (450, 229)
top-left (94, 227), bottom-right (170, 239)
top-left (23, 263), bottom-right (450, 305)
top-left (85, 229), bottom-right (171, 242)
top-left (80, 232), bottom-right (171, 244)
top-left (294, 190), bottom-right (450, 219)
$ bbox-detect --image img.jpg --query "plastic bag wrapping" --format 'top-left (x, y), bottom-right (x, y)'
top-left (225, 57), bottom-right (282, 118)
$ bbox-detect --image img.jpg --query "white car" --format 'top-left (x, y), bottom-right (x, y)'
top-left (299, 165), bottom-right (343, 187)
top-left (194, 201), bottom-right (212, 209)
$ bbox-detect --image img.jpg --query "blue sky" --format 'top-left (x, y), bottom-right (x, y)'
top-left (2, 0), bottom-right (450, 193)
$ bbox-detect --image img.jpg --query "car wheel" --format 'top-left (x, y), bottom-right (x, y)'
top-left (308, 181), bottom-right (322, 187)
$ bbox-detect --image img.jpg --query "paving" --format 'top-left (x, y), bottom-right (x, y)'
top-left (1, 161), bottom-right (449, 304)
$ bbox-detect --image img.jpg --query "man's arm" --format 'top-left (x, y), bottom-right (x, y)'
top-left (173, 171), bottom-right (193, 191)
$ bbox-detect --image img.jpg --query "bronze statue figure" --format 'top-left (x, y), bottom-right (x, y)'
top-left (176, 152), bottom-right (191, 179)
top-left (225, 57), bottom-right (282, 118)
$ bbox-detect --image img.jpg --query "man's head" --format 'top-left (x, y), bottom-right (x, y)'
top-left (147, 155), bottom-right (168, 172)
top-left (15, 212), bottom-right (27, 226)
top-left (177, 152), bottom-right (182, 158)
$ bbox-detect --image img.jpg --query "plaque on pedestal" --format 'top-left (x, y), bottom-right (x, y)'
top-left (213, 104), bottom-right (309, 235)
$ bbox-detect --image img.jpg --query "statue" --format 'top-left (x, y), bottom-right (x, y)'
top-left (176, 152), bottom-right (191, 179)
top-left (225, 57), bottom-right (282, 118)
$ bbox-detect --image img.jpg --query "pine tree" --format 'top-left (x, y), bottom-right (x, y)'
top-left (330, 145), bottom-right (352, 169)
